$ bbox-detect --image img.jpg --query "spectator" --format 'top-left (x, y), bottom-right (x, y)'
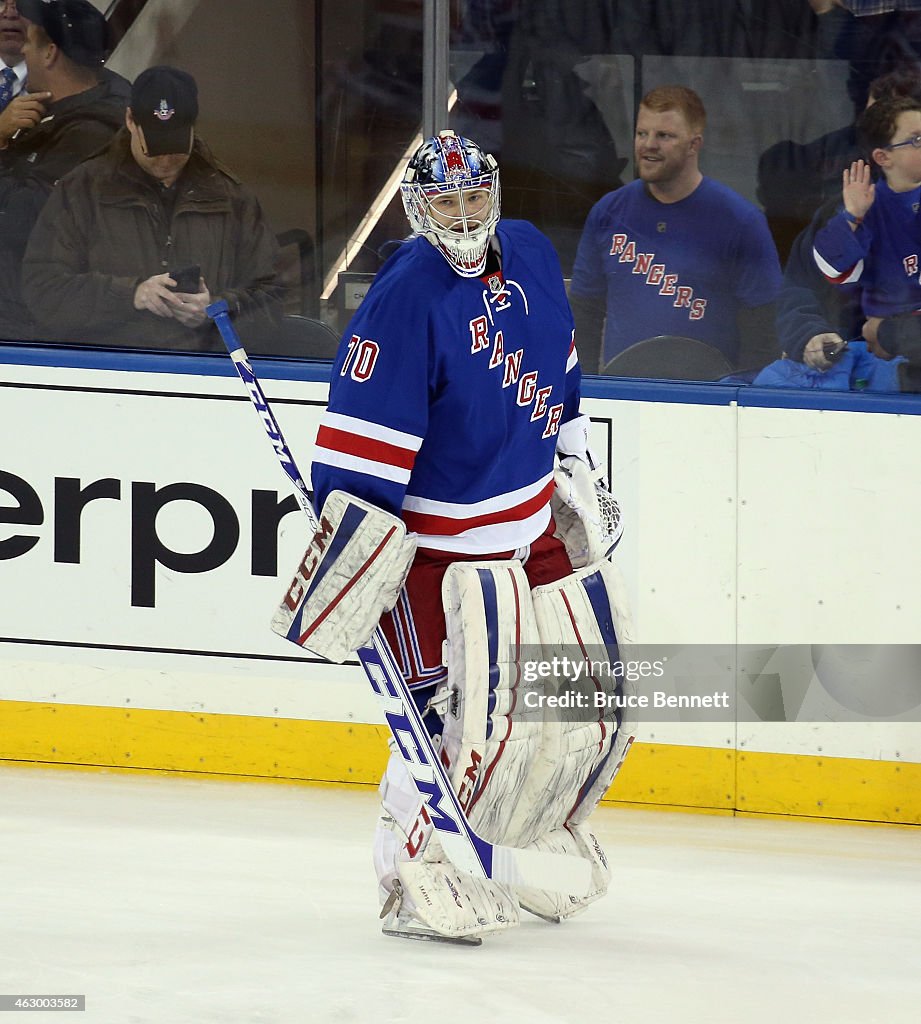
top-left (776, 196), bottom-right (864, 366)
top-left (812, 95), bottom-right (921, 353)
top-left (864, 310), bottom-right (921, 389)
top-left (775, 68), bottom-right (921, 367)
top-left (0, 0), bottom-right (27, 110)
top-left (569, 85), bottom-right (783, 374)
top-left (759, 65), bottom-right (921, 261)
top-left (22, 66), bottom-right (283, 350)
top-left (0, 0), bottom-right (128, 341)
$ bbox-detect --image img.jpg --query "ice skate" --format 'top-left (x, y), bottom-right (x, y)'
top-left (380, 879), bottom-right (483, 947)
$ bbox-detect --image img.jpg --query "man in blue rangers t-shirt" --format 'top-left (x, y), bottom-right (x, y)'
top-left (288, 131), bottom-right (635, 944)
top-left (569, 85), bottom-right (783, 374)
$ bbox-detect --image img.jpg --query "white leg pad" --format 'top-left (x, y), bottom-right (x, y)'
top-left (440, 561), bottom-right (544, 842)
top-left (517, 823), bottom-right (611, 922)
top-left (562, 559), bottom-right (638, 827)
top-left (507, 559), bottom-right (638, 845)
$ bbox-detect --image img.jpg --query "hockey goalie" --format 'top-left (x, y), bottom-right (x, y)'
top-left (272, 131), bottom-right (637, 945)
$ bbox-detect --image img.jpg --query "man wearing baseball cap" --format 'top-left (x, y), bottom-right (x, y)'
top-left (22, 64), bottom-right (283, 350)
top-left (129, 65), bottom-right (198, 159)
top-left (0, 0), bottom-right (128, 340)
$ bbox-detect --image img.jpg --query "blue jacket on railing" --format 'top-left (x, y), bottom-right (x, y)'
top-left (753, 340), bottom-right (905, 392)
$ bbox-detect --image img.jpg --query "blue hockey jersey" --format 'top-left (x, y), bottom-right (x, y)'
top-left (812, 178), bottom-right (921, 318)
top-left (570, 177), bottom-right (782, 364)
top-left (311, 219), bottom-right (581, 554)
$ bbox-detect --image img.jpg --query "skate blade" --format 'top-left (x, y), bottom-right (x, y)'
top-left (382, 923), bottom-right (482, 946)
top-left (520, 905), bottom-right (563, 924)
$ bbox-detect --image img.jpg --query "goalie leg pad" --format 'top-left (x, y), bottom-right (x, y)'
top-left (374, 750), bottom-right (520, 940)
top-left (517, 823), bottom-right (611, 922)
top-left (271, 490), bottom-right (416, 663)
top-left (505, 559), bottom-right (638, 845)
top-left (559, 559), bottom-right (638, 826)
top-left (439, 561), bottom-right (544, 843)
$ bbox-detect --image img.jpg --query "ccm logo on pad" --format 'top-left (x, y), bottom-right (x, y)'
top-left (282, 515), bottom-right (335, 610)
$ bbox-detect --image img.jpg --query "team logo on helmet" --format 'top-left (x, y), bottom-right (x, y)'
top-left (438, 132), bottom-right (473, 181)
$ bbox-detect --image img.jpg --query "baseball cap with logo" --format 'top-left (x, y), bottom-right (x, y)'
top-left (130, 65), bottom-right (199, 157)
top-left (16, 0), bottom-right (112, 67)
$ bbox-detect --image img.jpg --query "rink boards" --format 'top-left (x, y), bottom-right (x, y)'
top-left (1, 350), bottom-right (919, 824)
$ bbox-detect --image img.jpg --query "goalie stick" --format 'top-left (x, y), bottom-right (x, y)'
top-left (207, 299), bottom-right (592, 897)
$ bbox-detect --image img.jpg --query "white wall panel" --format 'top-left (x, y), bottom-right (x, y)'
top-left (3, 357), bottom-right (920, 765)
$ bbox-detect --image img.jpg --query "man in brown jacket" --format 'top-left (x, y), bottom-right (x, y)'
top-left (22, 65), bottom-right (282, 350)
top-left (0, 0), bottom-right (129, 341)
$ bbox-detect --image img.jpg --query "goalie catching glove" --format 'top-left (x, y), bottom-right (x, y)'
top-left (271, 490), bottom-right (416, 662)
top-left (552, 415), bottom-right (623, 568)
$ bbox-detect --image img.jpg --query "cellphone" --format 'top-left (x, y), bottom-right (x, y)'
top-left (168, 264), bottom-right (201, 293)
top-left (822, 338), bottom-right (848, 363)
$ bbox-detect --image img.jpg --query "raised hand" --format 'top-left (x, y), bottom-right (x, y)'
top-left (842, 159), bottom-right (875, 224)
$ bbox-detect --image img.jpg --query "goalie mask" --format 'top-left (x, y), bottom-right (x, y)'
top-left (401, 130), bottom-right (500, 277)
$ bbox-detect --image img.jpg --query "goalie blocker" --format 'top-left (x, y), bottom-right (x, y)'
top-left (271, 489), bottom-right (416, 663)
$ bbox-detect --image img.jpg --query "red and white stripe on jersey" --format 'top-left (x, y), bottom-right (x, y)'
top-left (313, 412), bottom-right (423, 485)
top-left (813, 247), bottom-right (864, 285)
top-left (402, 473), bottom-right (555, 553)
top-left (566, 331), bottom-right (578, 374)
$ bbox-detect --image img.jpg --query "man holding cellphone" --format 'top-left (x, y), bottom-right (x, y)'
top-left (21, 65), bottom-right (283, 349)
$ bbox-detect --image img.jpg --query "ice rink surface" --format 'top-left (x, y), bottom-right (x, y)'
top-left (1, 766), bottom-right (918, 1024)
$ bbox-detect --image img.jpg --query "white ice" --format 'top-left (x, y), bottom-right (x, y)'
top-left (1, 766), bottom-right (919, 1024)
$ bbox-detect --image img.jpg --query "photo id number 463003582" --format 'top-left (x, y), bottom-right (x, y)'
top-left (0, 995), bottom-right (86, 1011)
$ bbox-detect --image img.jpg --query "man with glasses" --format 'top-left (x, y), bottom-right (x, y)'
top-left (813, 94), bottom-right (921, 384)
